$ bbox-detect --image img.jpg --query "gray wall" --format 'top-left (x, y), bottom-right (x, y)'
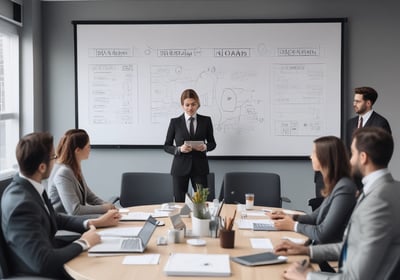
top-left (40, 0), bottom-right (400, 212)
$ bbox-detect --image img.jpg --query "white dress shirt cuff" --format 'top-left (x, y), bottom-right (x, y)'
top-left (74, 239), bottom-right (90, 251)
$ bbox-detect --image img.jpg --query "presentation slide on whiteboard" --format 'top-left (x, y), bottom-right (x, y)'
top-left (74, 20), bottom-right (343, 157)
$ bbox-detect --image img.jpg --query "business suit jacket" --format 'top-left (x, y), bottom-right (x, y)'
top-left (164, 113), bottom-right (216, 176)
top-left (1, 174), bottom-right (86, 278)
top-left (309, 173), bottom-right (400, 280)
top-left (48, 164), bottom-right (106, 215)
top-left (346, 111), bottom-right (391, 148)
top-left (296, 177), bottom-right (356, 244)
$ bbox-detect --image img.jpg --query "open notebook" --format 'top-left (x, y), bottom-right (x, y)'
top-left (88, 216), bottom-right (158, 254)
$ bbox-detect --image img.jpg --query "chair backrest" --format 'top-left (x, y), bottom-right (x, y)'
top-left (0, 177), bottom-right (13, 278)
top-left (206, 172), bottom-right (215, 201)
top-left (221, 172), bottom-right (282, 207)
top-left (119, 172), bottom-right (174, 207)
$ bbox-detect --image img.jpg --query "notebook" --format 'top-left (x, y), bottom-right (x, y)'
top-left (88, 216), bottom-right (158, 254)
top-left (164, 253), bottom-right (231, 276)
top-left (231, 252), bottom-right (287, 266)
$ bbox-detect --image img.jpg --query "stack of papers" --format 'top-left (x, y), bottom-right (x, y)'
top-left (164, 253), bottom-right (231, 276)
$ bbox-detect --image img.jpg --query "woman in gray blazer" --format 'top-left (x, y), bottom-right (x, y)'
top-left (48, 129), bottom-right (115, 215)
top-left (271, 136), bottom-right (357, 244)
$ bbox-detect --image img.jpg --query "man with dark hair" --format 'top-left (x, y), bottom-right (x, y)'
top-left (345, 86), bottom-right (391, 149)
top-left (1, 132), bottom-right (120, 279)
top-left (275, 127), bottom-right (400, 280)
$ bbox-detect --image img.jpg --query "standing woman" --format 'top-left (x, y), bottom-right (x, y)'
top-left (271, 136), bottom-right (357, 244)
top-left (48, 129), bottom-right (115, 215)
top-left (164, 89), bottom-right (217, 202)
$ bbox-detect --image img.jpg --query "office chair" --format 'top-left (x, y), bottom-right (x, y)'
top-left (118, 172), bottom-right (174, 207)
top-left (1, 177), bottom-right (56, 280)
top-left (206, 172), bottom-right (215, 201)
top-left (308, 171), bottom-right (324, 211)
top-left (219, 172), bottom-right (290, 208)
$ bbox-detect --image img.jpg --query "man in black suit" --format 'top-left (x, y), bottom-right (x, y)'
top-left (1, 132), bottom-right (120, 279)
top-left (345, 87), bottom-right (391, 191)
top-left (164, 89), bottom-right (216, 202)
top-left (345, 86), bottom-right (391, 149)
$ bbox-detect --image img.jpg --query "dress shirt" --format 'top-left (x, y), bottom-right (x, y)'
top-left (361, 168), bottom-right (389, 196)
top-left (358, 109), bottom-right (373, 127)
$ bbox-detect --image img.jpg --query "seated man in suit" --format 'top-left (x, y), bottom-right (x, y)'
top-left (275, 127), bottom-right (400, 280)
top-left (1, 132), bottom-right (121, 279)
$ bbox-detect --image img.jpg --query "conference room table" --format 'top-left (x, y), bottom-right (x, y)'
top-left (65, 204), bottom-right (311, 280)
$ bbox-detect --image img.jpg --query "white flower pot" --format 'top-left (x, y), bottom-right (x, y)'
top-left (191, 216), bottom-right (211, 237)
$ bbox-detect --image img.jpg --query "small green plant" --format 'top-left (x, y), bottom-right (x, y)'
top-left (192, 184), bottom-right (210, 219)
top-left (192, 183), bottom-right (209, 203)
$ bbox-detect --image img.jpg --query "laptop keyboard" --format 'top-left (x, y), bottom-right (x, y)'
top-left (252, 222), bottom-right (276, 231)
top-left (121, 238), bottom-right (141, 250)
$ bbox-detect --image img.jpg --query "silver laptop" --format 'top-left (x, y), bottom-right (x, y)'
top-left (88, 216), bottom-right (158, 254)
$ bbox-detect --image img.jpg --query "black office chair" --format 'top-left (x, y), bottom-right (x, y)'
top-left (1, 177), bottom-right (56, 280)
top-left (118, 172), bottom-right (174, 207)
top-left (206, 172), bottom-right (215, 201)
top-left (219, 172), bottom-right (290, 208)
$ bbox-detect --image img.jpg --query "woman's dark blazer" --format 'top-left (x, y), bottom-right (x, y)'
top-left (164, 113), bottom-right (216, 176)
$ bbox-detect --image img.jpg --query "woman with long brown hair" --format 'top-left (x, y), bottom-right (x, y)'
top-left (271, 136), bottom-right (357, 244)
top-left (48, 129), bottom-right (115, 215)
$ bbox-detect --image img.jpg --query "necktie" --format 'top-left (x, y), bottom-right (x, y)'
top-left (358, 117), bottom-right (363, 128)
top-left (189, 117), bottom-right (195, 137)
top-left (42, 190), bottom-right (57, 233)
top-left (42, 190), bottom-right (55, 216)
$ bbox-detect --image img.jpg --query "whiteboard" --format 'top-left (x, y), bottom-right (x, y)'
top-left (74, 20), bottom-right (344, 157)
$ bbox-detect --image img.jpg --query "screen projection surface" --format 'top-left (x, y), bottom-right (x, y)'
top-left (74, 20), bottom-right (344, 157)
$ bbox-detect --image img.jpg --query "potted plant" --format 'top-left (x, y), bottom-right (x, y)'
top-left (191, 184), bottom-right (211, 236)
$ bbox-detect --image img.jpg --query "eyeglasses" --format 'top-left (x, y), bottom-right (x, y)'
top-left (50, 154), bottom-right (58, 160)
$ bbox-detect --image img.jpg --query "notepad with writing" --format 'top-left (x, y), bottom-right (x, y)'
top-left (164, 253), bottom-right (231, 277)
top-left (231, 252), bottom-right (287, 266)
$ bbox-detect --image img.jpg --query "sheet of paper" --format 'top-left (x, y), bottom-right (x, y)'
top-left (98, 227), bottom-right (141, 237)
top-left (250, 238), bottom-right (274, 249)
top-left (122, 254), bottom-right (160, 265)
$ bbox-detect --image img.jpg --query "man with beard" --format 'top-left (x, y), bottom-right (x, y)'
top-left (345, 86), bottom-right (391, 150)
top-left (275, 127), bottom-right (400, 280)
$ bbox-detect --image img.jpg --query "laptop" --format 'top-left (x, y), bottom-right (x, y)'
top-left (88, 216), bottom-right (158, 254)
top-left (164, 253), bottom-right (231, 276)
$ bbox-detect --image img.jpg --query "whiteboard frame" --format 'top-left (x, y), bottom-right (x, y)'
top-left (73, 18), bottom-right (346, 159)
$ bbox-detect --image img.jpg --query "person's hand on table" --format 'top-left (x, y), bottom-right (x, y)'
top-left (103, 202), bottom-right (116, 211)
top-left (79, 225), bottom-right (101, 248)
top-left (273, 215), bottom-right (295, 231)
top-left (283, 260), bottom-right (314, 280)
top-left (275, 240), bottom-right (310, 256)
top-left (88, 209), bottom-right (121, 228)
